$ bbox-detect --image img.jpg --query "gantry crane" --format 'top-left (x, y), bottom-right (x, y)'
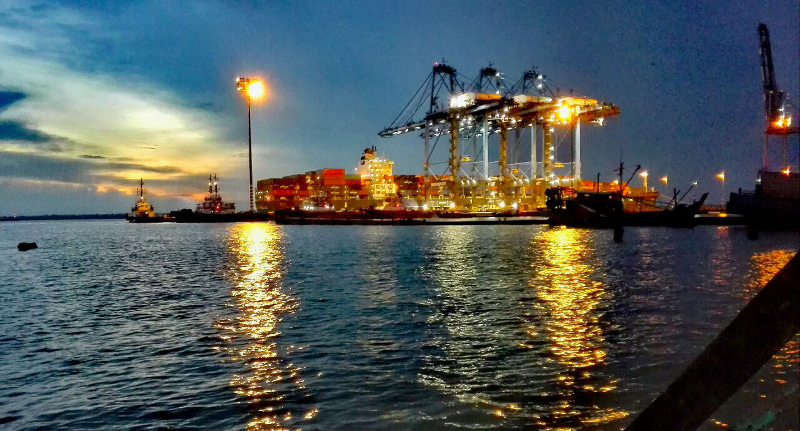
top-left (379, 62), bottom-right (620, 206)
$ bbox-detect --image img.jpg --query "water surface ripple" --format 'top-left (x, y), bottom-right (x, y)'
top-left (0, 221), bottom-right (797, 430)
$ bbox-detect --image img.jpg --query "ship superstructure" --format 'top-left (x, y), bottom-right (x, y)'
top-left (356, 146), bottom-right (396, 201)
top-left (196, 174), bottom-right (236, 214)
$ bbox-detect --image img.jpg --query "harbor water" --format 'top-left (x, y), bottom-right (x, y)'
top-left (1, 221), bottom-right (797, 430)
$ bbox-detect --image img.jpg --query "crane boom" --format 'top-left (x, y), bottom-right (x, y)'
top-left (758, 23), bottom-right (794, 135)
top-left (758, 24), bottom-right (779, 105)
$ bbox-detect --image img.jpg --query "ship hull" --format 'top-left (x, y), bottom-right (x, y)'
top-left (546, 191), bottom-right (707, 228)
top-left (126, 215), bottom-right (169, 223)
top-left (727, 192), bottom-right (800, 228)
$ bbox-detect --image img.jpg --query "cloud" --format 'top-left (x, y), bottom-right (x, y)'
top-left (0, 150), bottom-right (186, 186)
top-left (0, 0), bottom-right (248, 208)
top-left (0, 90), bottom-right (25, 111)
top-left (0, 120), bottom-right (53, 142)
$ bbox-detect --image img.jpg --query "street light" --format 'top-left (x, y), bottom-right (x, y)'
top-left (236, 77), bottom-right (266, 212)
top-left (717, 171), bottom-right (725, 205)
top-left (660, 175), bottom-right (668, 186)
top-left (640, 171), bottom-right (649, 190)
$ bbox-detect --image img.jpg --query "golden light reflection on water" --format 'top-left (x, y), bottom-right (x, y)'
top-left (747, 250), bottom-right (794, 296)
top-left (216, 223), bottom-right (309, 431)
top-left (529, 227), bottom-right (627, 429)
top-left (746, 250), bottom-right (798, 380)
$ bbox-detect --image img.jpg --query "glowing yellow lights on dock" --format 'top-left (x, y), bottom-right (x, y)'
top-left (782, 166), bottom-right (791, 176)
top-left (236, 77), bottom-right (266, 100)
top-left (772, 115), bottom-right (791, 129)
top-left (558, 103), bottom-right (570, 121)
top-left (248, 81), bottom-right (265, 99)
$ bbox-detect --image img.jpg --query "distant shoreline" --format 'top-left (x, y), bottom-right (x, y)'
top-left (0, 214), bottom-right (126, 221)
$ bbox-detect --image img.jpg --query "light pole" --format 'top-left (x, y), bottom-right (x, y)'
top-left (640, 171), bottom-right (649, 191)
top-left (236, 77), bottom-right (265, 213)
top-left (717, 171), bottom-right (725, 205)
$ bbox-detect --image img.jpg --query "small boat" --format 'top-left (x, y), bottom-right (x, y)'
top-left (544, 188), bottom-right (623, 228)
top-left (126, 179), bottom-right (167, 223)
top-left (544, 187), bottom-right (708, 228)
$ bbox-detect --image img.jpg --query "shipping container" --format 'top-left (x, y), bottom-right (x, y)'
top-left (322, 179), bottom-right (346, 186)
top-left (318, 168), bottom-right (345, 176)
top-left (273, 189), bottom-right (296, 197)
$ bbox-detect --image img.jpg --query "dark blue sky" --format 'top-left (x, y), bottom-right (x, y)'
top-left (0, 0), bottom-right (797, 214)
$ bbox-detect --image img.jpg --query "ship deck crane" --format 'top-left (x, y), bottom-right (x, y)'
top-left (758, 23), bottom-right (798, 170)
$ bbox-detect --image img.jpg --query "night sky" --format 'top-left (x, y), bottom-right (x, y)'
top-left (0, 0), bottom-right (797, 215)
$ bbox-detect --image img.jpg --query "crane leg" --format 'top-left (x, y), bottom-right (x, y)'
top-left (499, 124), bottom-right (508, 198)
top-left (531, 124), bottom-right (537, 179)
top-left (450, 117), bottom-right (459, 202)
top-left (543, 124), bottom-right (553, 181)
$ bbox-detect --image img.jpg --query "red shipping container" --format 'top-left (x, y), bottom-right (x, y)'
top-left (319, 169), bottom-right (345, 176)
top-left (322, 179), bottom-right (345, 186)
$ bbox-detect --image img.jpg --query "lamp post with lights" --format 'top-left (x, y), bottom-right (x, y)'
top-left (717, 171), bottom-right (726, 205)
top-left (236, 77), bottom-right (265, 213)
top-left (640, 171), bottom-right (649, 191)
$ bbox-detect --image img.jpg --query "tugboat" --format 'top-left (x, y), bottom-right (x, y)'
top-left (126, 179), bottom-right (166, 223)
top-left (196, 174), bottom-right (236, 214)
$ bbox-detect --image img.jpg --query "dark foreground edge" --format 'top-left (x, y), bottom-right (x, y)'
top-left (625, 252), bottom-right (800, 431)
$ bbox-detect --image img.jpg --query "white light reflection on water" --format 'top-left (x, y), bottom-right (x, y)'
top-left (420, 225), bottom-right (526, 421)
top-left (216, 223), bottom-right (314, 430)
